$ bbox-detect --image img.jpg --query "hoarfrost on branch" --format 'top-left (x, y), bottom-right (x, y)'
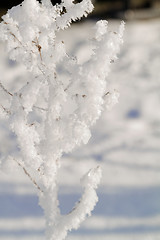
top-left (0, 0), bottom-right (124, 239)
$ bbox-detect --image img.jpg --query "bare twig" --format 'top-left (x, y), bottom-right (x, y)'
top-left (10, 31), bottom-right (36, 56)
top-left (0, 104), bottom-right (11, 115)
top-left (0, 82), bottom-right (13, 97)
top-left (32, 37), bottom-right (42, 61)
top-left (10, 32), bottom-right (23, 47)
top-left (104, 91), bottom-right (110, 97)
top-left (33, 105), bottom-right (47, 111)
top-left (14, 158), bottom-right (43, 193)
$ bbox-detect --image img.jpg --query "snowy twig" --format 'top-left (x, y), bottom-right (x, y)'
top-left (49, 166), bottom-right (102, 240)
top-left (0, 0), bottom-right (124, 239)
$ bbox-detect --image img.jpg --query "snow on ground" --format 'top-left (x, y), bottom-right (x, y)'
top-left (0, 18), bottom-right (160, 240)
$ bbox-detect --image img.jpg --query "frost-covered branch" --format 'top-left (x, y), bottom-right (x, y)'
top-left (39, 166), bottom-right (101, 240)
top-left (0, 0), bottom-right (124, 239)
top-left (55, 0), bottom-right (94, 30)
top-left (58, 167), bottom-right (102, 239)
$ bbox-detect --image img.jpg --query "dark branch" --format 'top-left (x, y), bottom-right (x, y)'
top-left (0, 82), bottom-right (13, 96)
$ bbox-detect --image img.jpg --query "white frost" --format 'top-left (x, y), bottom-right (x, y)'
top-left (0, 0), bottom-right (124, 239)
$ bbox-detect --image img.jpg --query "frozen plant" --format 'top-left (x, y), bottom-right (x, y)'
top-left (0, 0), bottom-right (124, 239)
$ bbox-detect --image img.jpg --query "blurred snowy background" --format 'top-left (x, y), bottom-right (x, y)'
top-left (0, 0), bottom-right (160, 239)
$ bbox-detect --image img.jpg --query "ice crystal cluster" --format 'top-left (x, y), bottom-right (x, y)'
top-left (0, 0), bottom-right (124, 239)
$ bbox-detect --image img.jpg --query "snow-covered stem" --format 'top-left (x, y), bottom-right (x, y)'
top-left (0, 0), bottom-right (124, 239)
top-left (47, 166), bottom-right (102, 240)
